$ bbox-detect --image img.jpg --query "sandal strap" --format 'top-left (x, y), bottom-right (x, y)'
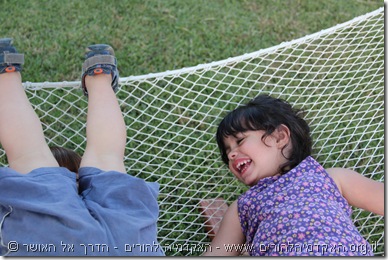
top-left (1, 52), bottom-right (24, 65)
top-left (82, 55), bottom-right (116, 72)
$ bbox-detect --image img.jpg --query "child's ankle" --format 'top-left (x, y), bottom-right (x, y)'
top-left (0, 71), bottom-right (21, 80)
top-left (84, 74), bottom-right (112, 90)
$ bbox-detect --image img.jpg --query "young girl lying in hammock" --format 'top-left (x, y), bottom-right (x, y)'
top-left (202, 94), bottom-right (384, 256)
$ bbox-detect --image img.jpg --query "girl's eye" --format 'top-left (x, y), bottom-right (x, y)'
top-left (237, 138), bottom-right (244, 144)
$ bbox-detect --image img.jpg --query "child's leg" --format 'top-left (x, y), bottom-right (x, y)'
top-left (80, 45), bottom-right (126, 173)
top-left (0, 72), bottom-right (58, 173)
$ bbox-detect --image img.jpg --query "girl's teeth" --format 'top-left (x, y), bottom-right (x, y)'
top-left (237, 160), bottom-right (251, 171)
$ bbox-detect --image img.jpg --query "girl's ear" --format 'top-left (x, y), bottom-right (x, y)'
top-left (274, 124), bottom-right (291, 148)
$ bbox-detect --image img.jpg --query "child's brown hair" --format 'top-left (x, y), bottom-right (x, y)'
top-left (49, 146), bottom-right (81, 173)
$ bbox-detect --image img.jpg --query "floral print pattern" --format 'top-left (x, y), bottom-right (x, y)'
top-left (238, 156), bottom-right (373, 256)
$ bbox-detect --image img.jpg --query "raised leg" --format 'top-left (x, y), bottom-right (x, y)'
top-left (79, 45), bottom-right (126, 173)
top-left (0, 72), bottom-right (58, 173)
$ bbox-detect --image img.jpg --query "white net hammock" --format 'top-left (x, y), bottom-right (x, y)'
top-left (0, 7), bottom-right (384, 256)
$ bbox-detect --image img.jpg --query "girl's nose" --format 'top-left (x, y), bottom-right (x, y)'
top-left (228, 149), bottom-right (238, 160)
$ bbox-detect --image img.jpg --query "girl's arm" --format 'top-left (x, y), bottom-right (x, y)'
top-left (202, 200), bottom-right (246, 256)
top-left (327, 167), bottom-right (384, 216)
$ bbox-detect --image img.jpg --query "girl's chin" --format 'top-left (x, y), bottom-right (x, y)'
top-left (246, 181), bottom-right (257, 187)
top-left (241, 177), bottom-right (256, 187)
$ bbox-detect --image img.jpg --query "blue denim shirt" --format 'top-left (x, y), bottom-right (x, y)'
top-left (0, 166), bottom-right (164, 256)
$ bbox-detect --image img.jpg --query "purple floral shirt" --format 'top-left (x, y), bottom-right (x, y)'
top-left (237, 156), bottom-right (373, 256)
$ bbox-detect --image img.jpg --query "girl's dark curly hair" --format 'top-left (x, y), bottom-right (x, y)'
top-left (216, 94), bottom-right (312, 174)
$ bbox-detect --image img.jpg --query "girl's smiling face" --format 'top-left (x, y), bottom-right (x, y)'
top-left (223, 128), bottom-right (290, 186)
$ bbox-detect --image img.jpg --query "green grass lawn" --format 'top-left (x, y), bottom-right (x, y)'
top-left (0, 0), bottom-right (382, 82)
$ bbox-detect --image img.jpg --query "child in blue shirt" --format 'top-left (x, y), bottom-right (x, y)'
top-left (0, 38), bottom-right (164, 256)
